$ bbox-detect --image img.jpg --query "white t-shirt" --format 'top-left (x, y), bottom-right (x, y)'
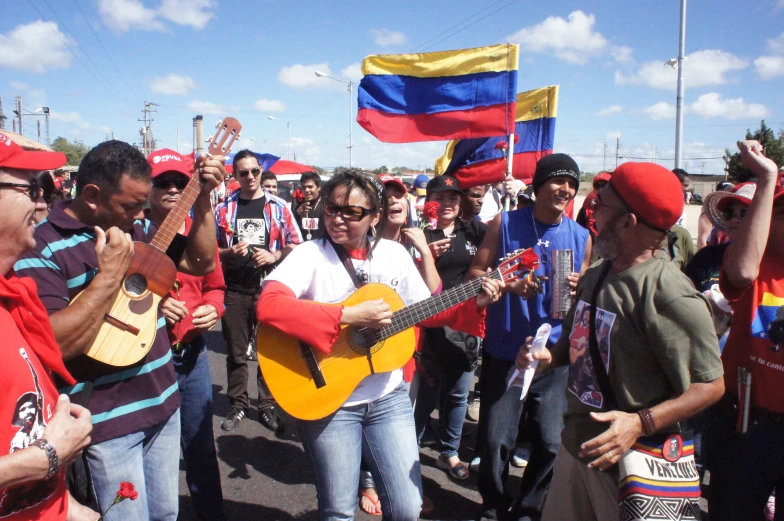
top-left (479, 189), bottom-right (502, 223)
top-left (263, 238), bottom-right (431, 406)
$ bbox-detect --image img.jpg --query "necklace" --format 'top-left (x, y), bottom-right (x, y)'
top-left (531, 210), bottom-right (562, 264)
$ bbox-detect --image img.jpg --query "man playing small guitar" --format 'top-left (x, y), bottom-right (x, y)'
top-left (17, 140), bottom-right (225, 521)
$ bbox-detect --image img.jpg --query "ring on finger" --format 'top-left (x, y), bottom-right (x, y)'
top-left (605, 450), bottom-right (613, 460)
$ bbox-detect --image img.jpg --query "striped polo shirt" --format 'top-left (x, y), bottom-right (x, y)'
top-left (15, 201), bottom-right (180, 445)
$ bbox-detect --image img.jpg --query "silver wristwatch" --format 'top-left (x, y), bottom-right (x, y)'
top-left (31, 438), bottom-right (59, 479)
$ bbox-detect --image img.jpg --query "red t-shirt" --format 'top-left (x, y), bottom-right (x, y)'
top-left (0, 309), bottom-right (67, 520)
top-left (720, 252), bottom-right (784, 413)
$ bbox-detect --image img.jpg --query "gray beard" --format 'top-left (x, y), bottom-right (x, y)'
top-left (593, 222), bottom-right (622, 261)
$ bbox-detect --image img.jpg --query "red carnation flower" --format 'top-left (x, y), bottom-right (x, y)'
top-left (494, 141), bottom-right (508, 151)
top-left (292, 188), bottom-right (304, 203)
top-left (520, 248), bottom-right (539, 271)
top-left (118, 482), bottom-right (138, 501)
top-left (421, 201), bottom-right (440, 220)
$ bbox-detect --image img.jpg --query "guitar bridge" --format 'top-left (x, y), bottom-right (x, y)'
top-left (104, 314), bottom-right (141, 336)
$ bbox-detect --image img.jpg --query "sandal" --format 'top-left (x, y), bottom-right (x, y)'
top-left (359, 489), bottom-right (382, 516)
top-left (436, 455), bottom-right (471, 481)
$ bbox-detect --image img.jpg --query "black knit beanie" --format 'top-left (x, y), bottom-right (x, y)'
top-left (531, 153), bottom-right (580, 194)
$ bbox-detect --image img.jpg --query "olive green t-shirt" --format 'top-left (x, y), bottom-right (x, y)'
top-left (552, 252), bottom-right (724, 464)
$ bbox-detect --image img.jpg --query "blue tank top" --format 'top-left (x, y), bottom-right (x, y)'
top-left (485, 207), bottom-right (589, 361)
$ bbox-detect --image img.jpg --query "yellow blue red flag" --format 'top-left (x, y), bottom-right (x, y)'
top-left (434, 85), bottom-right (558, 188)
top-left (357, 44), bottom-right (519, 143)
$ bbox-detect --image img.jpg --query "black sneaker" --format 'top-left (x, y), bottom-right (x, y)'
top-left (221, 408), bottom-right (245, 431)
top-left (258, 406), bottom-right (285, 434)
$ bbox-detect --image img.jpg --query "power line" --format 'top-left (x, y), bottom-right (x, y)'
top-left (71, 0), bottom-right (137, 96)
top-left (419, 0), bottom-right (521, 52)
top-left (410, 0), bottom-right (514, 52)
top-left (26, 0), bottom-right (130, 106)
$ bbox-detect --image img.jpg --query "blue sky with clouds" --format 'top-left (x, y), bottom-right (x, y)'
top-left (1, 0), bottom-right (782, 175)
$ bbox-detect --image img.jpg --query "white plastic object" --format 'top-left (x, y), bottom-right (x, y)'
top-left (507, 323), bottom-right (552, 400)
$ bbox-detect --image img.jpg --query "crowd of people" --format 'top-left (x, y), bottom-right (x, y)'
top-left (0, 129), bottom-right (782, 521)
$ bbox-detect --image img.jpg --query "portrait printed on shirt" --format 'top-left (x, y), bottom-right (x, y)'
top-left (0, 348), bottom-right (58, 517)
top-left (567, 300), bottom-right (617, 409)
top-left (236, 218), bottom-right (267, 249)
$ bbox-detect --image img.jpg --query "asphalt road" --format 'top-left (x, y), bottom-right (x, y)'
top-left (177, 331), bottom-right (524, 521)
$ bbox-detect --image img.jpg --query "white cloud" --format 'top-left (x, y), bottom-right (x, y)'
top-left (596, 105), bottom-right (622, 116)
top-left (0, 21), bottom-right (74, 73)
top-left (371, 29), bottom-right (407, 47)
top-left (50, 111), bottom-right (90, 129)
top-left (278, 63), bottom-right (333, 89)
top-left (100, 125), bottom-right (112, 134)
top-left (641, 102), bottom-right (677, 120)
top-left (754, 56), bottom-right (784, 79)
top-left (689, 92), bottom-right (770, 120)
top-left (150, 73), bottom-right (196, 95)
top-left (767, 32), bottom-right (784, 54)
top-left (158, 0), bottom-right (214, 29)
top-left (506, 11), bottom-right (608, 64)
top-left (99, 0), bottom-right (164, 32)
top-left (611, 46), bottom-right (634, 65)
top-left (9, 81), bottom-right (28, 90)
top-left (615, 50), bottom-right (748, 90)
top-left (254, 98), bottom-right (286, 112)
top-left (341, 63), bottom-right (363, 82)
top-left (187, 100), bottom-right (239, 115)
top-left (606, 131), bottom-right (622, 140)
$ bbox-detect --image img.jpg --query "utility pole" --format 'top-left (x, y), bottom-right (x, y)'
top-left (137, 101), bottom-right (158, 157)
top-left (615, 138), bottom-right (620, 169)
top-left (674, 0), bottom-right (687, 169)
top-left (0, 96), bottom-right (5, 131)
top-left (15, 96), bottom-right (22, 136)
top-left (37, 120), bottom-right (41, 143)
top-left (603, 142), bottom-right (607, 171)
top-left (13, 120), bottom-right (16, 133)
top-left (43, 107), bottom-right (50, 146)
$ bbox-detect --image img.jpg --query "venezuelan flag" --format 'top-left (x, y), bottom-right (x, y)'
top-left (751, 292), bottom-right (784, 339)
top-left (357, 44), bottom-right (519, 143)
top-left (434, 86), bottom-right (558, 188)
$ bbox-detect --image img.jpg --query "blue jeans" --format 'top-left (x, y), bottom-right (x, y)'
top-left (414, 365), bottom-right (474, 459)
top-left (173, 338), bottom-right (225, 520)
top-left (86, 409), bottom-right (180, 521)
top-left (707, 398), bottom-right (784, 521)
top-left (297, 384), bottom-right (422, 521)
top-left (478, 352), bottom-right (568, 521)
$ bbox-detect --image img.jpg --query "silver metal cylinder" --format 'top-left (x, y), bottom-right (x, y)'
top-left (550, 249), bottom-right (574, 319)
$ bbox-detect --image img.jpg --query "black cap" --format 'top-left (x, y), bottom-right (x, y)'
top-left (426, 175), bottom-right (463, 198)
top-left (531, 153), bottom-right (580, 194)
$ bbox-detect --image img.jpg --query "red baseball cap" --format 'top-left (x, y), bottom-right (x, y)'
top-left (0, 132), bottom-right (66, 171)
top-left (147, 148), bottom-right (193, 179)
top-left (378, 174), bottom-right (406, 193)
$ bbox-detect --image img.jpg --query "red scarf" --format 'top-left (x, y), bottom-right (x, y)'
top-left (0, 273), bottom-right (75, 385)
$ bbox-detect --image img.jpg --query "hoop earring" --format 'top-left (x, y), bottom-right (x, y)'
top-left (370, 225), bottom-right (377, 238)
top-left (458, 208), bottom-right (464, 219)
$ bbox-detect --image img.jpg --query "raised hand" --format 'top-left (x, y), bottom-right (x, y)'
top-left (738, 140), bottom-right (778, 180)
top-left (94, 226), bottom-right (133, 285)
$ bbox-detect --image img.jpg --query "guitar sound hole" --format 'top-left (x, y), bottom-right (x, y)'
top-left (124, 273), bottom-right (148, 297)
top-left (346, 327), bottom-right (384, 355)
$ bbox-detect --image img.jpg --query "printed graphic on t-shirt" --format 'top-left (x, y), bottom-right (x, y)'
top-left (465, 240), bottom-right (478, 256)
top-left (236, 218), bottom-right (267, 247)
top-left (751, 293), bottom-right (784, 350)
top-left (0, 347), bottom-right (58, 517)
top-left (567, 300), bottom-right (616, 409)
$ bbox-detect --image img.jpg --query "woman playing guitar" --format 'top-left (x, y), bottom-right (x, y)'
top-left (256, 170), bottom-right (503, 521)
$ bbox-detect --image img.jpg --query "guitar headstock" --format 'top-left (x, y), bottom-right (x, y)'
top-left (496, 248), bottom-right (540, 283)
top-left (206, 117), bottom-right (242, 157)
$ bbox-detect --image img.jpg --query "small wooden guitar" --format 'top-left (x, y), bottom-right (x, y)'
top-left (74, 117), bottom-right (242, 367)
top-left (257, 248), bottom-right (537, 420)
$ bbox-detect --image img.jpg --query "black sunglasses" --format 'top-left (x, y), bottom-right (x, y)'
top-left (0, 180), bottom-right (39, 201)
top-left (237, 167), bottom-right (261, 178)
top-left (721, 208), bottom-right (747, 221)
top-left (152, 176), bottom-right (189, 190)
top-left (323, 202), bottom-right (373, 222)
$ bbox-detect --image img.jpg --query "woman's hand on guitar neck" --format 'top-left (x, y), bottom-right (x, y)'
top-left (475, 270), bottom-right (505, 309)
top-left (94, 226), bottom-right (134, 285)
top-left (340, 298), bottom-right (393, 328)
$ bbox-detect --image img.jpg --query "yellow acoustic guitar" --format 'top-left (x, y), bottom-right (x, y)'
top-left (71, 117), bottom-right (242, 367)
top-left (257, 248), bottom-right (536, 420)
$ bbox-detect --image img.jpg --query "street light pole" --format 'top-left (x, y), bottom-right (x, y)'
top-left (315, 71), bottom-right (353, 167)
top-left (267, 116), bottom-right (291, 160)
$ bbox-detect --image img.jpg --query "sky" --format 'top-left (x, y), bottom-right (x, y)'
top-left (1, 0), bottom-right (783, 176)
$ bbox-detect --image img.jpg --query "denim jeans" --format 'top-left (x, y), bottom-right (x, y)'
top-left (414, 365), bottom-right (474, 459)
top-left (86, 409), bottom-right (180, 521)
top-left (478, 352), bottom-right (568, 521)
top-left (297, 384), bottom-right (422, 521)
top-left (173, 338), bottom-right (225, 520)
top-left (707, 399), bottom-right (784, 521)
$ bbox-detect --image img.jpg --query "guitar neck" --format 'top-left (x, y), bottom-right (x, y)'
top-left (377, 269), bottom-right (501, 340)
top-left (150, 173), bottom-right (202, 252)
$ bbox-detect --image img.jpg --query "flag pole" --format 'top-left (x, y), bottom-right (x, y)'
top-left (504, 132), bottom-right (515, 211)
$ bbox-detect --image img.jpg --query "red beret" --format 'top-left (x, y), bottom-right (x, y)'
top-left (609, 162), bottom-right (683, 232)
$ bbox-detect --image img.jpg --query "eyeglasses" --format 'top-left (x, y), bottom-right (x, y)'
top-left (590, 196), bottom-right (628, 214)
top-left (152, 176), bottom-right (189, 190)
top-left (0, 180), bottom-right (39, 202)
top-left (323, 202), bottom-right (373, 221)
top-left (721, 208), bottom-right (748, 221)
top-left (237, 167), bottom-right (261, 178)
